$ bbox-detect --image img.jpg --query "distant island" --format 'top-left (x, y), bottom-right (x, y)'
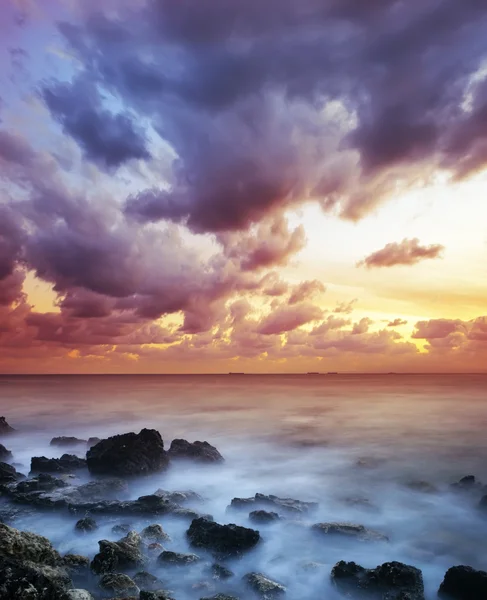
top-left (228, 372), bottom-right (245, 375)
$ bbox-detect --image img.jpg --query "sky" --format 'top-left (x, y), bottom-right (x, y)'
top-left (0, 0), bottom-right (486, 374)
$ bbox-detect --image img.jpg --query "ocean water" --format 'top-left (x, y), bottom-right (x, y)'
top-left (1, 373), bottom-right (487, 598)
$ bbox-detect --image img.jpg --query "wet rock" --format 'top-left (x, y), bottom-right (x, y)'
top-left (249, 510), bottom-right (280, 524)
top-left (0, 461), bottom-right (23, 484)
top-left (99, 572), bottom-right (139, 597)
top-left (91, 531), bottom-right (146, 574)
top-left (438, 565), bottom-right (487, 599)
top-left (140, 592), bottom-right (175, 600)
top-left (452, 475), bottom-right (478, 490)
top-left (141, 524), bottom-right (171, 543)
top-left (87, 437), bottom-right (101, 447)
top-left (0, 522), bottom-right (61, 565)
top-left (312, 522), bottom-right (388, 542)
top-left (0, 443), bottom-right (12, 460)
top-left (154, 488), bottom-right (204, 504)
top-left (16, 473), bottom-right (68, 494)
top-left (0, 556), bottom-right (70, 599)
top-left (210, 563), bottom-right (234, 580)
top-left (244, 573), bottom-right (286, 598)
top-left (171, 507), bottom-right (213, 520)
top-left (0, 416), bottom-right (15, 436)
top-left (51, 436), bottom-right (87, 447)
top-left (168, 439), bottom-right (224, 463)
top-left (75, 517), bottom-right (98, 532)
top-left (133, 571), bottom-right (165, 591)
top-left (66, 591), bottom-right (94, 600)
top-left (87, 429), bottom-right (169, 477)
top-left (70, 494), bottom-right (180, 517)
top-left (187, 517), bottom-right (261, 557)
top-left (201, 595), bottom-right (239, 600)
top-left (158, 550), bottom-right (201, 566)
top-left (112, 523), bottom-right (132, 535)
top-left (229, 493), bottom-right (317, 515)
top-left (63, 554), bottom-right (91, 571)
top-left (148, 542), bottom-right (164, 553)
top-left (331, 560), bottom-right (424, 600)
top-left (31, 454), bottom-right (87, 473)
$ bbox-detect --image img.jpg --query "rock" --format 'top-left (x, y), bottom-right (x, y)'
top-left (331, 560), bottom-right (425, 600)
top-left (154, 488), bottom-right (204, 504)
top-left (229, 493), bottom-right (317, 515)
top-left (50, 436), bottom-right (87, 447)
top-left (201, 595), bottom-right (239, 600)
top-left (87, 429), bottom-right (169, 477)
top-left (0, 461), bottom-right (23, 484)
top-left (244, 573), bottom-right (286, 598)
top-left (112, 523), bottom-right (132, 535)
top-left (141, 524), bottom-right (171, 542)
top-left (405, 481), bottom-right (438, 493)
top-left (140, 592), bottom-right (175, 600)
top-left (87, 437), bottom-right (101, 447)
top-left (148, 543), bottom-right (164, 553)
top-left (0, 522), bottom-right (61, 565)
top-left (187, 517), bottom-right (261, 557)
top-left (75, 517), bottom-right (98, 532)
top-left (452, 475), bottom-right (478, 490)
top-left (0, 556), bottom-right (70, 599)
top-left (312, 522), bottom-right (388, 542)
top-left (31, 454), bottom-right (87, 473)
top-left (210, 563), bottom-right (234, 580)
top-left (16, 473), bottom-right (68, 494)
top-left (70, 494), bottom-right (180, 517)
top-left (249, 510), bottom-right (280, 524)
top-left (438, 565), bottom-right (487, 599)
top-left (91, 531), bottom-right (146, 574)
top-left (168, 439), bottom-right (224, 463)
top-left (99, 573), bottom-right (139, 597)
top-left (63, 554), bottom-right (90, 571)
top-left (0, 416), bottom-right (15, 436)
top-left (65, 591), bottom-right (94, 600)
top-left (158, 550), bottom-right (201, 566)
top-left (0, 443), bottom-right (12, 460)
top-left (133, 571), bottom-right (165, 591)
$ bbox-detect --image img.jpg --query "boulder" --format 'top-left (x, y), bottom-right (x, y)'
top-left (168, 439), bottom-right (224, 463)
top-left (0, 461), bottom-right (23, 484)
top-left (312, 522), bottom-right (388, 542)
top-left (0, 443), bottom-right (12, 460)
top-left (158, 550), bottom-right (201, 566)
top-left (133, 571), bottom-right (165, 591)
top-left (331, 560), bottom-right (425, 600)
top-left (187, 517), bottom-right (260, 557)
top-left (69, 494), bottom-right (180, 517)
top-left (65, 591), bottom-right (94, 600)
top-left (0, 416), bottom-right (15, 436)
top-left (154, 488), bottom-right (204, 504)
top-left (141, 524), bottom-right (171, 543)
top-left (63, 554), bottom-right (91, 571)
top-left (16, 473), bottom-right (68, 494)
top-left (31, 454), bottom-right (87, 473)
top-left (87, 429), bottom-right (169, 476)
top-left (249, 510), bottom-right (281, 524)
top-left (0, 522), bottom-right (61, 565)
top-left (112, 523), bottom-right (132, 535)
top-left (91, 531), bottom-right (146, 574)
top-left (75, 517), bottom-right (98, 532)
top-left (229, 493), bottom-right (317, 515)
top-left (244, 573), bottom-right (286, 598)
top-left (0, 556), bottom-right (70, 599)
top-left (99, 572), bottom-right (139, 597)
top-left (50, 437), bottom-right (87, 447)
top-left (210, 563), bottom-right (234, 580)
top-left (438, 565), bottom-right (487, 599)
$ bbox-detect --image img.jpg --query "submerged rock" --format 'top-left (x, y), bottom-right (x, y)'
top-left (229, 493), bottom-right (317, 515)
top-left (0, 416), bottom-right (15, 436)
top-left (141, 524), bottom-right (171, 543)
top-left (75, 517), bottom-right (98, 532)
top-left (87, 429), bottom-right (169, 476)
top-left (0, 556), bottom-right (70, 599)
top-left (168, 439), bottom-right (224, 463)
top-left (69, 494), bottom-right (182, 517)
top-left (0, 461), bottom-right (23, 484)
top-left (249, 510), bottom-right (281, 524)
top-left (187, 517), bottom-right (260, 557)
top-left (51, 436), bottom-right (87, 447)
top-left (331, 560), bottom-right (424, 600)
top-left (16, 473), bottom-right (68, 494)
top-left (0, 443), bottom-right (12, 460)
top-left (91, 531), bottom-right (147, 574)
top-left (133, 571), bottom-right (165, 591)
top-left (0, 522), bottom-right (61, 565)
top-left (312, 522), bottom-right (388, 542)
top-left (210, 563), bottom-right (234, 580)
top-left (99, 572), bottom-right (139, 597)
top-left (438, 565), bottom-right (487, 599)
top-left (154, 488), bottom-right (204, 504)
top-left (158, 550), bottom-right (201, 566)
top-left (112, 523), bottom-right (132, 535)
top-left (244, 572), bottom-right (286, 598)
top-left (31, 454), bottom-right (87, 473)
top-left (65, 591), bottom-right (94, 600)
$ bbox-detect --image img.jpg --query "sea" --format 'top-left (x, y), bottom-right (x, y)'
top-left (1, 373), bottom-right (487, 598)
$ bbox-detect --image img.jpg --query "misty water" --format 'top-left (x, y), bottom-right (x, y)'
top-left (1, 373), bottom-right (487, 599)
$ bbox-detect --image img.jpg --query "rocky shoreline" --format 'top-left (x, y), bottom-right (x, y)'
top-left (1, 416), bottom-right (487, 599)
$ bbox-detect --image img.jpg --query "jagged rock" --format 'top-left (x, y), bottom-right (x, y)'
top-left (154, 488), bottom-right (204, 504)
top-left (168, 439), bottom-right (224, 463)
top-left (229, 493), bottom-right (317, 515)
top-left (210, 563), bottom-right (234, 580)
top-left (140, 592), bottom-right (175, 600)
top-left (65, 591), bottom-right (94, 600)
top-left (312, 522), bottom-right (388, 542)
top-left (331, 560), bottom-right (425, 600)
top-left (99, 572), bottom-right (139, 597)
top-left (70, 494), bottom-right (181, 517)
top-left (133, 571), bottom-right (165, 591)
top-left (0, 417), bottom-right (15, 436)
top-left (0, 522), bottom-right (61, 565)
top-left (87, 437), bottom-right (101, 447)
top-left (16, 473), bottom-right (68, 494)
top-left (451, 475), bottom-right (478, 490)
top-left (141, 524), bottom-right (171, 542)
top-left (0, 443), bottom-right (12, 460)
top-left (249, 510), bottom-right (281, 524)
top-left (0, 461), bottom-right (23, 484)
top-left (171, 507), bottom-right (213, 520)
top-left (63, 554), bottom-right (90, 571)
top-left (188, 517), bottom-right (260, 557)
top-left (87, 429), bottom-right (169, 476)
top-left (75, 517), bottom-right (98, 532)
top-left (31, 454), bottom-right (87, 473)
top-left (0, 556), bottom-right (70, 599)
top-left (50, 436), bottom-right (87, 447)
top-left (158, 550), bottom-right (201, 566)
top-left (438, 565), bottom-right (487, 599)
top-left (244, 573), bottom-right (286, 598)
top-left (201, 595), bottom-right (239, 600)
top-left (91, 531), bottom-right (146, 574)
top-left (112, 523), bottom-right (132, 535)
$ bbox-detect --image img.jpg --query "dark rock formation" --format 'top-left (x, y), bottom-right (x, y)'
top-left (0, 556), bottom-right (71, 600)
top-left (63, 554), bottom-right (91, 571)
top-left (187, 517), bottom-right (260, 557)
top-left (133, 571), bottom-right (165, 591)
top-left (112, 523), bottom-right (132, 535)
top-left (249, 510), bottom-right (281, 524)
top-left (210, 563), bottom-right (234, 580)
top-left (140, 591), bottom-right (175, 600)
top-left (141, 524), bottom-right (171, 542)
top-left (16, 473), bottom-right (68, 494)
top-left (69, 494), bottom-right (181, 517)
top-left (0, 443), bottom-right (12, 460)
top-left (75, 517), bottom-right (98, 532)
top-left (244, 572), bottom-right (286, 598)
top-left (0, 461), bottom-right (23, 484)
top-left (158, 550), bottom-right (201, 566)
top-left (229, 493), bottom-right (317, 515)
top-left (31, 454), bottom-right (87, 473)
top-left (91, 531), bottom-right (147, 574)
top-left (438, 565), bottom-right (487, 599)
top-left (312, 522), bottom-right (388, 542)
top-left (331, 560), bottom-right (425, 600)
top-left (51, 436), bottom-right (87, 447)
top-left (0, 522), bottom-right (62, 565)
top-left (168, 439), bottom-right (224, 463)
top-left (0, 417), bottom-right (15, 436)
top-left (87, 437), bottom-right (101, 447)
top-left (87, 429), bottom-right (169, 476)
top-left (65, 591), bottom-right (94, 600)
top-left (154, 488), bottom-right (204, 504)
top-left (99, 572), bottom-right (139, 596)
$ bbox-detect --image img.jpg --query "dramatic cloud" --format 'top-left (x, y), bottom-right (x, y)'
top-left (257, 303), bottom-right (323, 335)
top-left (358, 238), bottom-right (445, 268)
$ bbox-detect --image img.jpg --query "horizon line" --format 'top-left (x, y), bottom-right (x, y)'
top-left (1, 372), bottom-right (487, 376)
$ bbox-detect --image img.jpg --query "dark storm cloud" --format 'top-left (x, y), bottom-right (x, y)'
top-left (42, 77), bottom-right (151, 169)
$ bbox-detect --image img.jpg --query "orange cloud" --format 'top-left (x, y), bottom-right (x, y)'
top-left (358, 238), bottom-right (444, 268)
